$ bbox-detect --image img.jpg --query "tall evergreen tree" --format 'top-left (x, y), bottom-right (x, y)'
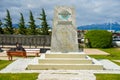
top-left (4, 9), bottom-right (14, 34)
top-left (18, 13), bottom-right (26, 35)
top-left (0, 20), bottom-right (4, 34)
top-left (28, 10), bottom-right (36, 35)
top-left (38, 8), bottom-right (49, 35)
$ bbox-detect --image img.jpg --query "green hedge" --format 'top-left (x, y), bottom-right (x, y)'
top-left (85, 30), bottom-right (112, 48)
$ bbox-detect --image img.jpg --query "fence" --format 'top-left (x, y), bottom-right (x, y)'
top-left (0, 35), bottom-right (51, 48)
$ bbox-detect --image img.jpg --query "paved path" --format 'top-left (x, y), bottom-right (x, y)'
top-left (84, 48), bottom-right (109, 55)
top-left (114, 60), bottom-right (120, 63)
top-left (99, 59), bottom-right (120, 70)
top-left (0, 58), bottom-right (31, 73)
top-left (37, 71), bottom-right (96, 80)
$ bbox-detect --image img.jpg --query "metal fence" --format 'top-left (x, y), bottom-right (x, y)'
top-left (0, 35), bottom-right (51, 48)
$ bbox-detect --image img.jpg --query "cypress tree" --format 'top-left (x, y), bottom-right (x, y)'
top-left (28, 10), bottom-right (37, 35)
top-left (18, 13), bottom-right (26, 35)
top-left (4, 9), bottom-right (14, 34)
top-left (38, 8), bottom-right (49, 35)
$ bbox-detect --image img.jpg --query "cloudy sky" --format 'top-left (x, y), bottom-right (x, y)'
top-left (0, 0), bottom-right (120, 27)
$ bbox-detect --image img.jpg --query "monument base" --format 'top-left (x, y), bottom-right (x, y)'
top-left (26, 52), bottom-right (103, 70)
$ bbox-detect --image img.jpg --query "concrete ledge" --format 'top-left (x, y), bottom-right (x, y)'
top-left (27, 64), bottom-right (103, 70)
top-left (45, 54), bottom-right (87, 58)
top-left (39, 58), bottom-right (93, 64)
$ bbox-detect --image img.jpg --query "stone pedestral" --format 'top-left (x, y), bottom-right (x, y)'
top-left (51, 6), bottom-right (79, 53)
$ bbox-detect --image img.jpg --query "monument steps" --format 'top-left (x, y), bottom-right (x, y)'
top-left (27, 53), bottom-right (103, 70)
top-left (39, 58), bottom-right (93, 64)
top-left (45, 53), bottom-right (87, 58)
top-left (27, 63), bottom-right (103, 70)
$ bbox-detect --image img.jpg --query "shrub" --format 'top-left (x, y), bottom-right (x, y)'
top-left (85, 30), bottom-right (112, 48)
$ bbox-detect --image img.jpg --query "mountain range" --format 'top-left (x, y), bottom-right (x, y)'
top-left (77, 22), bottom-right (120, 32)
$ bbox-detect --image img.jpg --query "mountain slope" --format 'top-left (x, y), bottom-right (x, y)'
top-left (77, 22), bottom-right (120, 31)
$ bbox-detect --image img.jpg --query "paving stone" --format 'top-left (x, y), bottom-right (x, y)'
top-left (0, 58), bottom-right (32, 73)
top-left (37, 71), bottom-right (96, 80)
top-left (99, 59), bottom-right (120, 70)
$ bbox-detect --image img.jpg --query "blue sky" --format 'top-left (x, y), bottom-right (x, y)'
top-left (0, 0), bottom-right (120, 27)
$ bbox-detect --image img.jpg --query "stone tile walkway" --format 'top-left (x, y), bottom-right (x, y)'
top-left (37, 71), bottom-right (96, 80)
top-left (84, 48), bottom-right (109, 55)
top-left (0, 58), bottom-right (31, 73)
top-left (114, 60), bottom-right (120, 63)
top-left (99, 59), bottom-right (120, 70)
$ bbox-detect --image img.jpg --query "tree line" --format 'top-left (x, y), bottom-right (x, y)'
top-left (0, 9), bottom-right (50, 35)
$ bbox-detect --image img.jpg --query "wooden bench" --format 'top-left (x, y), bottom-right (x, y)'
top-left (6, 49), bottom-right (40, 60)
top-left (7, 51), bottom-right (27, 61)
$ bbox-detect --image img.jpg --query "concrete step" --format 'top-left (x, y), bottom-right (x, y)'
top-left (37, 71), bottom-right (96, 80)
top-left (45, 53), bottom-right (87, 58)
top-left (27, 54), bottom-right (103, 70)
top-left (27, 63), bottom-right (103, 70)
top-left (39, 58), bottom-right (93, 64)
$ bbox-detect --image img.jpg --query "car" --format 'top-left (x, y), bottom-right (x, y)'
top-left (113, 36), bottom-right (120, 41)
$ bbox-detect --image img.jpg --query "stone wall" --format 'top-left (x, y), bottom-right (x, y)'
top-left (0, 35), bottom-right (51, 47)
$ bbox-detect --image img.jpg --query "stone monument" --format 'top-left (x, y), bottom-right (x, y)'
top-left (51, 6), bottom-right (79, 53)
top-left (27, 6), bottom-right (103, 70)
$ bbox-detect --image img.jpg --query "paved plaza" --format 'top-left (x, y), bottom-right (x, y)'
top-left (0, 58), bottom-right (120, 80)
top-left (1, 58), bottom-right (120, 73)
top-left (84, 48), bottom-right (109, 55)
top-left (0, 48), bottom-right (120, 80)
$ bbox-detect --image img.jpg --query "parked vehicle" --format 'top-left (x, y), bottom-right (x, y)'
top-left (112, 36), bottom-right (120, 47)
top-left (113, 36), bottom-right (120, 41)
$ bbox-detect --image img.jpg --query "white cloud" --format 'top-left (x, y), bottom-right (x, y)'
top-left (0, 0), bottom-right (120, 26)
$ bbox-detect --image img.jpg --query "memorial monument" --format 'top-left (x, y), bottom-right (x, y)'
top-left (51, 6), bottom-right (79, 53)
top-left (27, 6), bottom-right (103, 70)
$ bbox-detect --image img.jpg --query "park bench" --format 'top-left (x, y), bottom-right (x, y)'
top-left (6, 48), bottom-right (50, 60)
top-left (7, 48), bottom-right (40, 60)
top-left (7, 51), bottom-right (27, 61)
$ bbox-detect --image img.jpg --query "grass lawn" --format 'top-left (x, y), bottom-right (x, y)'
top-left (89, 48), bottom-right (120, 66)
top-left (95, 74), bottom-right (120, 80)
top-left (90, 48), bottom-right (120, 60)
top-left (0, 73), bottom-right (39, 80)
top-left (112, 61), bottom-right (120, 66)
top-left (89, 48), bottom-right (120, 80)
top-left (0, 60), bottom-right (12, 70)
